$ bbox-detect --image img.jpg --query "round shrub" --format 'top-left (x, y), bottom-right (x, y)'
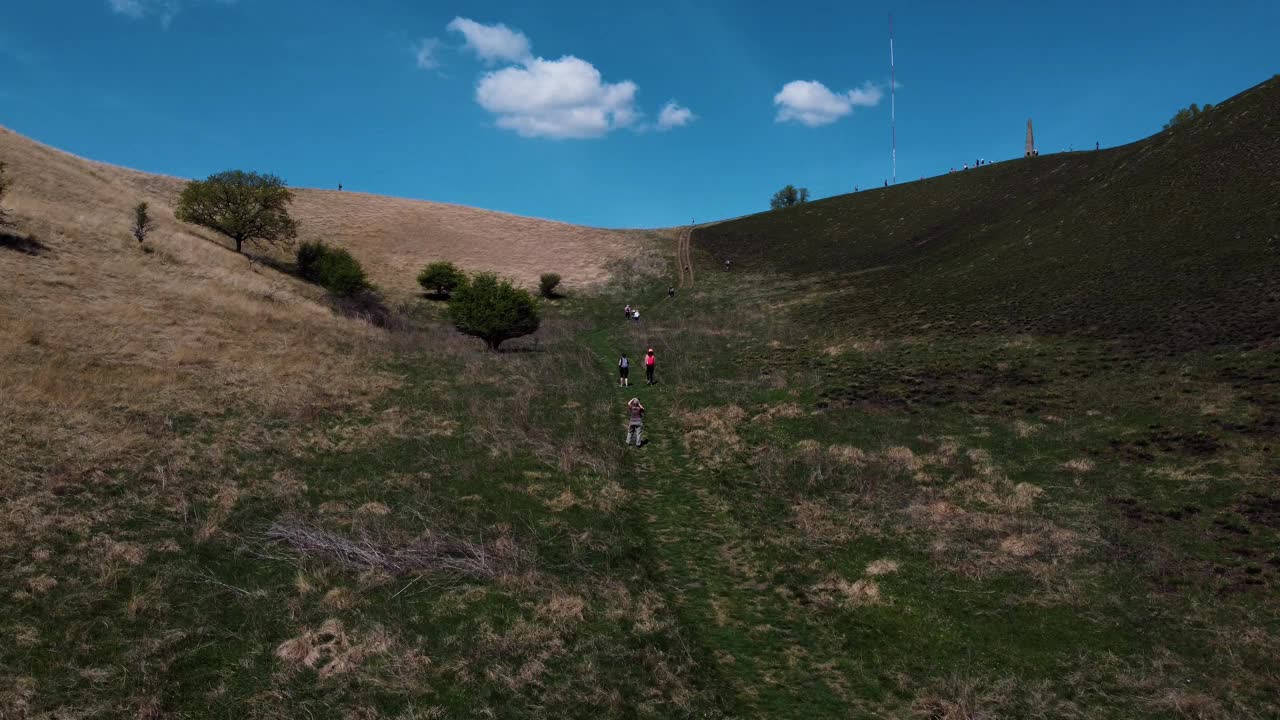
top-left (449, 272), bottom-right (540, 351)
top-left (296, 240), bottom-right (369, 297)
top-left (417, 261), bottom-right (467, 298)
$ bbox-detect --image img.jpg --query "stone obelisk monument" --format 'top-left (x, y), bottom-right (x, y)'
top-left (1025, 119), bottom-right (1036, 157)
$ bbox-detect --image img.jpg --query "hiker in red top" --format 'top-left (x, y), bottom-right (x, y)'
top-left (626, 398), bottom-right (645, 447)
top-left (644, 348), bottom-right (657, 385)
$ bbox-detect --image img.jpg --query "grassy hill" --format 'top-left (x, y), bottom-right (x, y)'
top-left (2, 78), bottom-right (1278, 718)
top-left (0, 125), bottom-right (635, 296)
top-left (694, 75), bottom-right (1280, 351)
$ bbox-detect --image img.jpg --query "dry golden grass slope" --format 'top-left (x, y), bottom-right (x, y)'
top-left (0, 125), bottom-right (636, 296)
top-left (0, 124), bottom-right (638, 508)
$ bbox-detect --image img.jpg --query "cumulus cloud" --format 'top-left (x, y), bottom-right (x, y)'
top-left (446, 17), bottom-right (690, 140)
top-left (656, 101), bottom-right (696, 131)
top-left (414, 38), bottom-right (441, 70)
top-left (774, 80), bottom-right (883, 127)
top-left (447, 17), bottom-right (531, 65)
top-left (475, 56), bottom-right (638, 139)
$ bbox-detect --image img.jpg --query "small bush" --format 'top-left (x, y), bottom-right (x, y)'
top-left (539, 273), bottom-right (562, 299)
top-left (417, 261), bottom-right (467, 298)
top-left (131, 201), bottom-right (156, 243)
top-left (296, 240), bottom-right (327, 282)
top-left (316, 247), bottom-right (368, 297)
top-left (449, 272), bottom-right (540, 351)
top-left (296, 240), bottom-right (369, 297)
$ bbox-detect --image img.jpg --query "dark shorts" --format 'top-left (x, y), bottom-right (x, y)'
top-left (620, 367), bottom-right (629, 378)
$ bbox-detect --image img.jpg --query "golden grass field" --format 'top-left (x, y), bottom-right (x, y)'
top-left (0, 124), bottom-right (641, 534)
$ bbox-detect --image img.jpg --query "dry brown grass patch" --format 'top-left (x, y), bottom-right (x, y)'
top-left (1062, 458), bottom-right (1095, 474)
top-left (275, 618), bottom-right (394, 678)
top-left (678, 405), bottom-right (746, 467)
top-left (865, 559), bottom-right (900, 576)
top-left (811, 576), bottom-right (883, 608)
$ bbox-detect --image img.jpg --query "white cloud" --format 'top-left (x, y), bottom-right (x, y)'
top-left (656, 101), bottom-right (696, 130)
top-left (447, 17), bottom-right (531, 65)
top-left (475, 55), bottom-right (638, 139)
top-left (414, 37), bottom-right (441, 70)
top-left (773, 80), bottom-right (883, 127)
top-left (107, 0), bottom-right (235, 28)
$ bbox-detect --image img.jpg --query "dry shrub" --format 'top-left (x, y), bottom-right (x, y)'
top-left (828, 445), bottom-right (869, 466)
top-left (1012, 419), bottom-right (1042, 438)
top-left (789, 499), bottom-right (880, 545)
top-left (912, 675), bottom-right (1019, 720)
top-left (276, 618), bottom-right (393, 678)
top-left (265, 521), bottom-right (525, 581)
top-left (881, 446), bottom-right (924, 474)
top-left (753, 402), bottom-right (805, 422)
top-left (323, 587), bottom-right (358, 610)
top-left (822, 338), bottom-right (885, 355)
top-left (27, 575), bottom-right (58, 594)
top-left (865, 559), bottom-right (900, 576)
top-left (811, 576), bottom-right (883, 608)
top-left (1062, 458), bottom-right (1095, 473)
top-left (678, 405), bottom-right (746, 467)
top-left (536, 593), bottom-right (587, 627)
top-left (196, 483), bottom-right (242, 542)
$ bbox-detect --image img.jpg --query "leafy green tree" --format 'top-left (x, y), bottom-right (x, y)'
top-left (174, 170), bottom-right (298, 253)
top-left (0, 161), bottom-right (11, 227)
top-left (769, 184), bottom-right (809, 210)
top-left (770, 184), bottom-right (797, 210)
top-left (1163, 102), bottom-right (1214, 130)
top-left (539, 272), bottom-right (562, 299)
top-left (449, 272), bottom-right (540, 351)
top-left (131, 201), bottom-right (156, 243)
top-left (417, 261), bottom-right (467, 298)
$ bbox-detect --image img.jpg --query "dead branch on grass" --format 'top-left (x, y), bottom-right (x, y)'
top-left (264, 521), bottom-right (523, 580)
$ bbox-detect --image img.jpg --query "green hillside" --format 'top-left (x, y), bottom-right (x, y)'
top-left (4, 77), bottom-right (1278, 718)
top-left (695, 75), bottom-right (1280, 350)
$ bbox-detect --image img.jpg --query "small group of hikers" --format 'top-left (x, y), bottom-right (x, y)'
top-left (622, 304), bottom-right (641, 323)
top-left (619, 350), bottom-right (656, 447)
top-left (617, 348), bottom-right (656, 387)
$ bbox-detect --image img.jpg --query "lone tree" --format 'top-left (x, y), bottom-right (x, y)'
top-left (0, 161), bottom-right (11, 227)
top-left (769, 184), bottom-right (809, 210)
top-left (449, 272), bottom-right (540, 351)
top-left (417, 261), bottom-right (467, 298)
top-left (131, 201), bottom-right (156, 243)
top-left (174, 170), bottom-right (298, 253)
top-left (1163, 102), bottom-right (1214, 130)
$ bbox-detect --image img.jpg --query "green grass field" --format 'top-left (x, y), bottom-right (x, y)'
top-left (3, 80), bottom-right (1278, 718)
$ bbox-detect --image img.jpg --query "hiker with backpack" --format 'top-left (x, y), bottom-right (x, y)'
top-left (618, 353), bottom-right (630, 387)
top-left (626, 398), bottom-right (645, 447)
top-left (645, 348), bottom-right (657, 385)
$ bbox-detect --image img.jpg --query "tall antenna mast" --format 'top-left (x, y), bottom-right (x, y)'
top-left (889, 12), bottom-right (896, 185)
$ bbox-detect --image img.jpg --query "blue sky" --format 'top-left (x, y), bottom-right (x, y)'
top-left (1, 1), bottom-right (1277, 227)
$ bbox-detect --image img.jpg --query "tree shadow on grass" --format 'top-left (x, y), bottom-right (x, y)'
top-left (0, 230), bottom-right (47, 256)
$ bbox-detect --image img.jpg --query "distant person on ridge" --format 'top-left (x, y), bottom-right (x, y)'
top-left (632, 308), bottom-right (640, 323)
top-left (618, 353), bottom-right (630, 387)
top-left (645, 348), bottom-right (657, 385)
top-left (724, 259), bottom-right (731, 272)
top-left (626, 398), bottom-right (645, 447)
top-left (624, 304), bottom-right (632, 320)
top-left (668, 286), bottom-right (676, 299)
